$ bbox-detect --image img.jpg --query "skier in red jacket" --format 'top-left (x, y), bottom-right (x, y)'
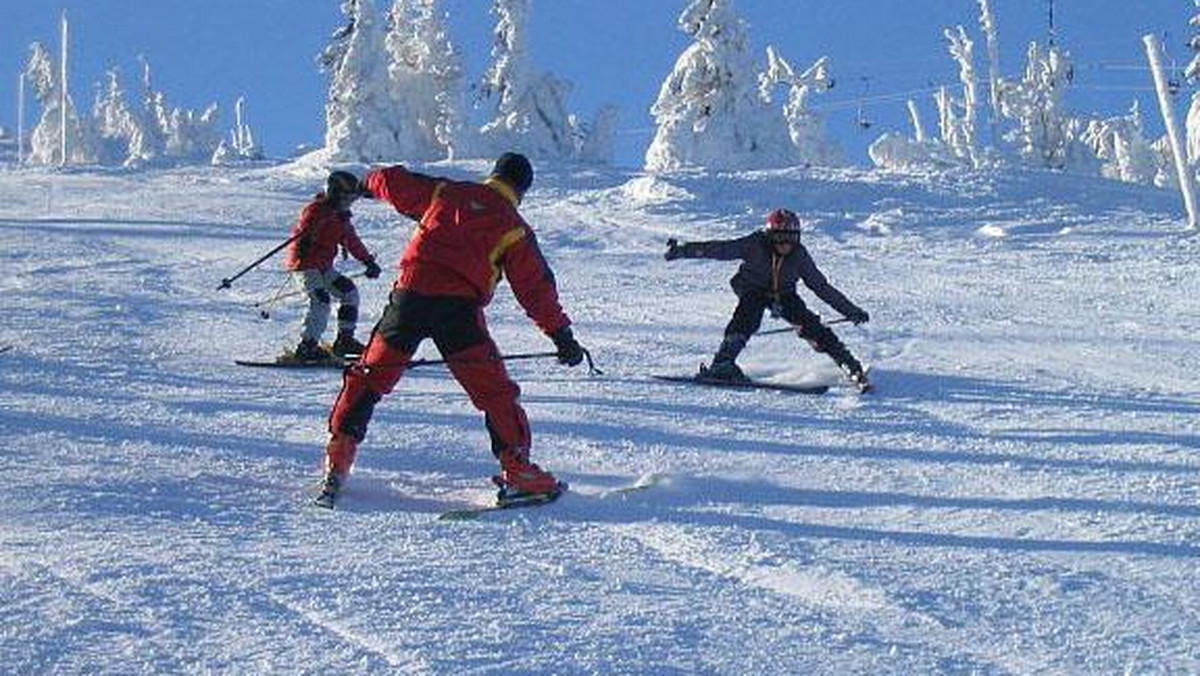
top-left (285, 171), bottom-right (381, 360)
top-left (316, 153), bottom-right (586, 507)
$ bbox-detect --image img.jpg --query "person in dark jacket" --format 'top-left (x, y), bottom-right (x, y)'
top-left (284, 171), bottom-right (382, 360)
top-left (665, 208), bottom-right (872, 391)
top-left (316, 153), bottom-right (587, 506)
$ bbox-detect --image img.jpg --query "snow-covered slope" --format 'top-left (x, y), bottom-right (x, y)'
top-left (1, 160), bottom-right (1198, 674)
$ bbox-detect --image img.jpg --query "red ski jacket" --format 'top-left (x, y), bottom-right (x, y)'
top-left (364, 165), bottom-right (570, 335)
top-left (284, 195), bottom-right (373, 271)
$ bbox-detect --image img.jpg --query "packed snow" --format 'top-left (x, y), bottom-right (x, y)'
top-left (1, 157), bottom-right (1198, 674)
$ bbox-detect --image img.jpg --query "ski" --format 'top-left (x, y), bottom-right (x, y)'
top-left (438, 484), bottom-right (567, 521)
top-left (237, 342), bottom-right (359, 369)
top-left (653, 374), bottom-right (829, 395)
top-left (235, 350), bottom-right (354, 369)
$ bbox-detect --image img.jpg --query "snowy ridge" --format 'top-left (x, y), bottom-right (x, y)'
top-left (1, 160), bottom-right (1199, 673)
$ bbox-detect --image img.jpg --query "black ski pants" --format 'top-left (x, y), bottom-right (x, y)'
top-left (714, 290), bottom-right (863, 373)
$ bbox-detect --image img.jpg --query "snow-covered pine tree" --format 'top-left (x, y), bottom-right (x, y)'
top-left (128, 56), bottom-right (220, 164)
top-left (92, 68), bottom-right (139, 165)
top-left (998, 41), bottom-right (1081, 169)
top-left (942, 26), bottom-right (980, 166)
top-left (977, 0), bottom-right (1002, 146)
top-left (645, 0), bottom-right (794, 172)
top-left (1081, 102), bottom-right (1160, 185)
top-left (1184, 1), bottom-right (1200, 167)
top-left (324, 0), bottom-right (407, 162)
top-left (24, 41), bottom-right (96, 165)
top-left (477, 0), bottom-right (600, 160)
top-left (213, 96), bottom-right (263, 164)
top-left (130, 56), bottom-right (168, 164)
top-left (759, 47), bottom-right (842, 167)
top-left (385, 0), bottom-right (468, 160)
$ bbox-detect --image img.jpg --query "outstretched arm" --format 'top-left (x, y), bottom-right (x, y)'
top-left (796, 247), bottom-right (867, 322)
top-left (664, 233), bottom-right (755, 261)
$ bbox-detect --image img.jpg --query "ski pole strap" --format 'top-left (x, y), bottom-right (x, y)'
top-left (252, 271), bottom-right (367, 308)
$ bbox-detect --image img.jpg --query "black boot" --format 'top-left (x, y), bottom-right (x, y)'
top-left (702, 333), bottom-right (749, 381)
top-left (332, 332), bottom-right (366, 358)
top-left (293, 338), bottom-right (327, 361)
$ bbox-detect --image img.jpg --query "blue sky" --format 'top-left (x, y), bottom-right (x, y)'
top-left (2, 1), bottom-right (1194, 168)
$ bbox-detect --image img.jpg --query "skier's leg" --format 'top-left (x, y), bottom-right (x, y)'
top-left (328, 274), bottom-right (360, 336)
top-left (710, 291), bottom-right (768, 373)
top-left (327, 274), bottom-right (364, 356)
top-left (295, 270), bottom-right (332, 347)
top-left (324, 290), bottom-right (424, 476)
top-left (779, 293), bottom-right (865, 375)
top-left (435, 309), bottom-right (557, 494)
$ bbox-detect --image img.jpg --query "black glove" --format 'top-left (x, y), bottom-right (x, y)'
top-left (664, 238), bottom-right (683, 261)
top-left (357, 180), bottom-right (374, 199)
top-left (363, 259), bottom-right (382, 279)
top-left (550, 326), bottom-right (584, 367)
top-left (846, 308), bottom-right (869, 325)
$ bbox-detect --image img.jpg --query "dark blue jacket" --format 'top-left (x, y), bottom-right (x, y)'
top-left (674, 231), bottom-right (862, 317)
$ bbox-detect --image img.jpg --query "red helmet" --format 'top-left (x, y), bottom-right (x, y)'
top-left (765, 208), bottom-right (801, 244)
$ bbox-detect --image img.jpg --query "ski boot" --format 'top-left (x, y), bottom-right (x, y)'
top-left (847, 367), bottom-right (873, 394)
top-left (292, 338), bottom-right (329, 362)
top-left (313, 471), bottom-right (345, 509)
top-left (313, 435), bottom-right (358, 508)
top-left (492, 449), bottom-right (566, 506)
top-left (331, 332), bottom-right (366, 358)
top-left (699, 360), bottom-right (747, 383)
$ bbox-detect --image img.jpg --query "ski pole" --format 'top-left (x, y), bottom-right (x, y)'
top-left (363, 347), bottom-right (603, 376)
top-left (756, 317), bottom-right (851, 337)
top-left (217, 231), bottom-right (301, 290)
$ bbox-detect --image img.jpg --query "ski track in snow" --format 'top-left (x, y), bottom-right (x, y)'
top-left (1, 162), bottom-right (1199, 674)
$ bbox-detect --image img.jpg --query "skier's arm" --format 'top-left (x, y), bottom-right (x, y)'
top-left (363, 165), bottom-right (442, 221)
top-left (340, 224), bottom-right (374, 264)
top-left (664, 233), bottom-right (754, 261)
top-left (502, 227), bottom-right (571, 335)
top-left (796, 247), bottom-right (864, 318)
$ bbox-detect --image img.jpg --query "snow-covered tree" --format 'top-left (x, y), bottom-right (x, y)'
top-left (1081, 102), bottom-right (1161, 185)
top-left (1183, 1), bottom-right (1200, 168)
top-left (92, 68), bottom-right (139, 164)
top-left (645, 0), bottom-right (794, 172)
top-left (941, 26), bottom-right (980, 165)
top-left (324, 0), bottom-right (406, 162)
top-left (385, 0), bottom-right (469, 159)
top-left (998, 41), bottom-right (1081, 168)
top-left (760, 47), bottom-right (842, 167)
top-left (24, 41), bottom-right (96, 165)
top-left (213, 96), bottom-right (263, 164)
top-left (577, 105), bottom-right (619, 164)
top-left (977, 0), bottom-right (1002, 144)
top-left (477, 0), bottom-right (610, 161)
top-left (124, 56), bottom-right (221, 165)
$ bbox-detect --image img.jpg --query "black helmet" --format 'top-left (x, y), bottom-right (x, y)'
top-left (326, 170), bottom-right (361, 198)
top-left (490, 152), bottom-right (534, 195)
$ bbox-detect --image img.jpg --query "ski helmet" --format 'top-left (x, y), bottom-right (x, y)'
top-left (765, 208), bottom-right (802, 244)
top-left (326, 170), bottom-right (361, 198)
top-left (490, 152), bottom-right (534, 195)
